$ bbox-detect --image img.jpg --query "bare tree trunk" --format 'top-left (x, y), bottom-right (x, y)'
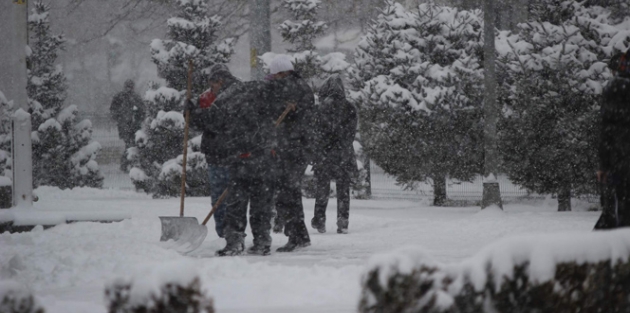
top-left (433, 174), bottom-right (447, 206)
top-left (558, 187), bottom-right (572, 212)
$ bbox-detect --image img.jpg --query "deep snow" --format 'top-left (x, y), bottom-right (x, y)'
top-left (1, 186), bottom-right (600, 313)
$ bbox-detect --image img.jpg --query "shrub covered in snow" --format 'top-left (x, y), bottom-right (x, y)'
top-left (497, 1), bottom-right (630, 211)
top-left (349, 1), bottom-right (484, 206)
top-left (128, 0), bottom-right (234, 197)
top-left (359, 230), bottom-right (630, 313)
top-left (27, 1), bottom-right (103, 189)
top-left (0, 281), bottom-right (45, 313)
top-left (105, 264), bottom-right (214, 313)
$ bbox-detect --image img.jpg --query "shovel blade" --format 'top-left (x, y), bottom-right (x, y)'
top-left (159, 216), bottom-right (208, 253)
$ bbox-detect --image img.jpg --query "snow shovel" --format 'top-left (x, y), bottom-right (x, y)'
top-left (159, 60), bottom-right (207, 252)
top-left (161, 188), bottom-right (229, 253)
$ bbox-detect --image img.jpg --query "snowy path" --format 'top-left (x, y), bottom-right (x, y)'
top-left (1, 187), bottom-right (599, 313)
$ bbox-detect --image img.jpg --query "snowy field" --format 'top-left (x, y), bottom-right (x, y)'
top-left (1, 187), bottom-right (600, 313)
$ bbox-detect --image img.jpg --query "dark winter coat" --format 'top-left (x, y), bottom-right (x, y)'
top-left (195, 79), bottom-right (277, 171)
top-left (189, 78), bottom-right (238, 165)
top-left (110, 89), bottom-right (144, 137)
top-left (599, 76), bottom-right (630, 175)
top-left (312, 76), bottom-right (358, 179)
top-left (267, 72), bottom-right (317, 164)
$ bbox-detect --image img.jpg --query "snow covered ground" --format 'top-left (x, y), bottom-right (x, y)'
top-left (1, 187), bottom-right (600, 313)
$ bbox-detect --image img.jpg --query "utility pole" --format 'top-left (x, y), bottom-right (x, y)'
top-left (481, 0), bottom-right (502, 210)
top-left (249, 0), bottom-right (271, 80)
top-left (8, 0), bottom-right (34, 208)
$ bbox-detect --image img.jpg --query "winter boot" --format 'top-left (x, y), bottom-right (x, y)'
top-left (247, 244), bottom-right (271, 256)
top-left (337, 218), bottom-right (348, 234)
top-left (311, 216), bottom-right (326, 233)
top-left (276, 237), bottom-right (311, 252)
top-left (215, 234), bottom-right (244, 257)
top-left (273, 217), bottom-right (285, 234)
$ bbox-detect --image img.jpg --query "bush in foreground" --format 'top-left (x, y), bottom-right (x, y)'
top-left (359, 230), bottom-right (630, 312)
top-left (106, 276), bottom-right (214, 313)
top-left (0, 281), bottom-right (45, 313)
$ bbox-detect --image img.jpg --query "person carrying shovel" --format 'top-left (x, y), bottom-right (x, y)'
top-left (187, 64), bottom-right (237, 238)
top-left (189, 70), bottom-right (280, 256)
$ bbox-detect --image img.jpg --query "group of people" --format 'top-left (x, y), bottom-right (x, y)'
top-left (187, 55), bottom-right (358, 256)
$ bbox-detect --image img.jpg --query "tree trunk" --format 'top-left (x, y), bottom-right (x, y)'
top-left (558, 187), bottom-right (571, 212)
top-left (433, 174), bottom-right (447, 206)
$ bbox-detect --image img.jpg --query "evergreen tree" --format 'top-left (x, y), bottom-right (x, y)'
top-left (269, 0), bottom-right (349, 82)
top-left (27, 1), bottom-right (103, 189)
top-left (128, 0), bottom-right (235, 197)
top-left (349, 1), bottom-right (484, 205)
top-left (497, 1), bottom-right (629, 211)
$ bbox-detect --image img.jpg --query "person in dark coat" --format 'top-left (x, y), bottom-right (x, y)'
top-left (189, 67), bottom-right (277, 256)
top-left (595, 49), bottom-right (630, 230)
top-left (267, 54), bottom-right (317, 252)
top-left (311, 75), bottom-right (358, 234)
top-left (110, 79), bottom-right (144, 149)
top-left (188, 64), bottom-right (236, 238)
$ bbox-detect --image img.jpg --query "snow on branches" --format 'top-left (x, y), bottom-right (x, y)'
top-left (264, 0), bottom-right (348, 82)
top-left (349, 1), bottom-right (484, 205)
top-left (497, 1), bottom-right (630, 209)
top-left (131, 0), bottom-right (234, 197)
top-left (27, 1), bottom-right (103, 189)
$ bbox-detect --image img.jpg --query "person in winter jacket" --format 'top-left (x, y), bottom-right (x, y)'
top-left (310, 75), bottom-right (358, 234)
top-left (594, 49), bottom-right (630, 230)
top-left (189, 66), bottom-right (278, 256)
top-left (110, 79), bottom-right (145, 148)
top-left (267, 54), bottom-right (317, 252)
top-left (188, 64), bottom-right (237, 238)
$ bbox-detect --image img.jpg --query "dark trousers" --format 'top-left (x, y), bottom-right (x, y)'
top-left (208, 165), bottom-right (230, 237)
top-left (314, 169), bottom-right (350, 224)
top-left (276, 160), bottom-right (310, 243)
top-left (223, 168), bottom-right (274, 247)
top-left (595, 172), bottom-right (630, 229)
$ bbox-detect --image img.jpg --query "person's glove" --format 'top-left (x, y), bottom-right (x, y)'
top-left (199, 91), bottom-right (216, 108)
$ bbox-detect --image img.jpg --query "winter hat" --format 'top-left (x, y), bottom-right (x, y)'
top-left (269, 54), bottom-right (294, 75)
top-left (207, 63), bottom-right (233, 82)
top-left (319, 74), bottom-right (345, 99)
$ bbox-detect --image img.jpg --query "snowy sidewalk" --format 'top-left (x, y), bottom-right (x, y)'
top-left (0, 187), bottom-right (599, 313)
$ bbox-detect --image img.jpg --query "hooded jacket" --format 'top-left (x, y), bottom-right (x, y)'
top-left (268, 72), bottom-right (317, 164)
top-left (312, 75), bottom-right (358, 178)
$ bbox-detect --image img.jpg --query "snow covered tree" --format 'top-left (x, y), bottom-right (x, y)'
top-left (264, 0), bottom-right (349, 83)
top-left (497, 1), bottom-right (630, 211)
top-left (128, 0), bottom-right (235, 197)
top-left (27, 1), bottom-right (103, 189)
top-left (349, 1), bottom-right (484, 205)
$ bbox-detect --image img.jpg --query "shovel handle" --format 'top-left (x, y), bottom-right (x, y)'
top-left (275, 102), bottom-right (296, 127)
top-left (180, 60), bottom-right (194, 217)
top-left (202, 188), bottom-right (229, 226)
